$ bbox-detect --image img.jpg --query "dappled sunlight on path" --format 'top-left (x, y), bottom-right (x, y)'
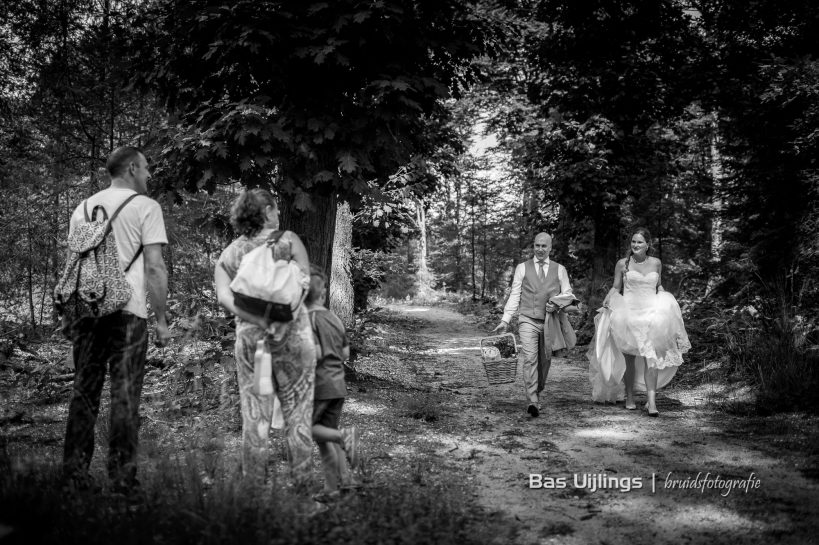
top-left (375, 302), bottom-right (819, 545)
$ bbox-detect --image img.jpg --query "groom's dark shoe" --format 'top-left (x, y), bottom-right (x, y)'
top-left (527, 404), bottom-right (539, 418)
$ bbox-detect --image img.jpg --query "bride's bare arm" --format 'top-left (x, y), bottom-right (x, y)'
top-left (656, 258), bottom-right (665, 292)
top-left (604, 259), bottom-right (626, 306)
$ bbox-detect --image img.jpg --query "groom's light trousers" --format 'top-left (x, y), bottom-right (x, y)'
top-left (518, 315), bottom-right (552, 406)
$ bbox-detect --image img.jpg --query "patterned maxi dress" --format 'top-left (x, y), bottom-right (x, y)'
top-left (217, 229), bottom-right (316, 485)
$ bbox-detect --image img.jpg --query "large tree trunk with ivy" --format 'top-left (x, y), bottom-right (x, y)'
top-left (330, 202), bottom-right (354, 328)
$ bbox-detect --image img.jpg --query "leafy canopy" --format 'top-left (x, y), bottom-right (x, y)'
top-left (131, 0), bottom-right (505, 208)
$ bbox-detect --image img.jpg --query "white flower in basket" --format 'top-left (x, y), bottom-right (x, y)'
top-left (481, 346), bottom-right (501, 361)
top-left (480, 333), bottom-right (519, 385)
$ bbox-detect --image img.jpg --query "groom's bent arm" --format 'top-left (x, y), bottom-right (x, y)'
top-left (545, 265), bottom-right (575, 313)
top-left (557, 265), bottom-right (573, 296)
top-left (497, 263), bottom-right (526, 328)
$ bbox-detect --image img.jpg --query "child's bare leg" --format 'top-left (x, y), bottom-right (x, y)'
top-left (317, 441), bottom-right (340, 492)
top-left (312, 424), bottom-right (342, 444)
top-left (333, 443), bottom-right (355, 487)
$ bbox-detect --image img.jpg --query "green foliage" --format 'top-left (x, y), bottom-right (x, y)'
top-left (419, 95), bottom-right (526, 300)
top-left (0, 0), bottom-right (168, 330)
top-left (705, 0), bottom-right (819, 286)
top-left (163, 190), bottom-right (235, 317)
top-left (469, 0), bottom-right (710, 321)
top-left (724, 294), bottom-right (819, 414)
top-left (376, 251), bottom-right (420, 301)
top-left (131, 0), bottom-right (502, 206)
top-left (350, 247), bottom-right (390, 311)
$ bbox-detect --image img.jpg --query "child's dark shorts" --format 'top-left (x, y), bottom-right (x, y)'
top-left (312, 398), bottom-right (344, 429)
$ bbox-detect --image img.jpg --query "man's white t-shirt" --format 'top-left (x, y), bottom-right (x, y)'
top-left (69, 187), bottom-right (168, 319)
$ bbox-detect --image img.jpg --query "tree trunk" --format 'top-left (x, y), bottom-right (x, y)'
top-left (279, 191), bottom-right (338, 282)
top-left (26, 200), bottom-right (35, 328)
top-left (415, 198), bottom-right (433, 299)
top-left (470, 195), bottom-right (477, 299)
top-left (165, 203), bottom-right (175, 289)
top-left (453, 177), bottom-right (463, 291)
top-left (589, 213), bottom-right (620, 312)
top-left (705, 115), bottom-right (725, 298)
top-left (406, 236), bottom-right (412, 266)
top-left (102, 0), bottom-right (116, 152)
top-left (39, 243), bottom-right (50, 325)
top-left (656, 177), bottom-right (664, 261)
top-left (480, 197), bottom-right (488, 299)
top-left (330, 201), bottom-right (354, 328)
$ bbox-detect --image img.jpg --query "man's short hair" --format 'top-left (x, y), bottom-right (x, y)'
top-left (106, 146), bottom-right (144, 178)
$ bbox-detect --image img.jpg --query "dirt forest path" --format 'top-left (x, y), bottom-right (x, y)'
top-left (358, 303), bottom-right (819, 545)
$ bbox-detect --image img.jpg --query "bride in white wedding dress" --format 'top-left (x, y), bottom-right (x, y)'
top-left (587, 228), bottom-right (690, 416)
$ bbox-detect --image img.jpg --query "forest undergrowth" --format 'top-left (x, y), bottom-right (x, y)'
top-left (0, 304), bottom-right (514, 545)
top-left (1, 295), bottom-right (819, 543)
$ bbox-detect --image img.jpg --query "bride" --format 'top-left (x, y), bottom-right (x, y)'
top-left (587, 228), bottom-right (690, 416)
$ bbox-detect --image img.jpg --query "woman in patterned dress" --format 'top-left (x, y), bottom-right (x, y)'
top-left (214, 189), bottom-right (315, 486)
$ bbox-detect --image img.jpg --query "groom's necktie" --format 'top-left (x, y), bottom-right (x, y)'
top-left (537, 260), bottom-right (546, 282)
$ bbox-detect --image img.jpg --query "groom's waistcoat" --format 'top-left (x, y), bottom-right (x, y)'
top-left (519, 260), bottom-right (561, 321)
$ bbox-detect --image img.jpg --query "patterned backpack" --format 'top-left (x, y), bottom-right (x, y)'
top-left (54, 194), bottom-right (143, 337)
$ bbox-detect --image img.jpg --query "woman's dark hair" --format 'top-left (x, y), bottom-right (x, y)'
top-left (624, 227), bottom-right (652, 272)
top-left (230, 189), bottom-right (278, 237)
top-left (306, 264), bottom-right (327, 304)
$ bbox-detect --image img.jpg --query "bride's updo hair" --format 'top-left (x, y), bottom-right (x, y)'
top-left (230, 189), bottom-right (278, 237)
top-left (625, 227), bottom-right (652, 272)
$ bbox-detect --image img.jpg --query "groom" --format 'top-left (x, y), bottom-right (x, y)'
top-left (493, 233), bottom-right (574, 417)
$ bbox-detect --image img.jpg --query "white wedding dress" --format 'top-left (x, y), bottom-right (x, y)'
top-left (588, 270), bottom-right (691, 403)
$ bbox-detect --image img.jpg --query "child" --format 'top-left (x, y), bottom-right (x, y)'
top-left (306, 266), bottom-right (360, 499)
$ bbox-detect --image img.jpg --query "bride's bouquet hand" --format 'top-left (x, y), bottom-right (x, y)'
top-left (602, 287), bottom-right (619, 309)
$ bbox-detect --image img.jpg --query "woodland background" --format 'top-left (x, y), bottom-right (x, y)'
top-left (1, 0), bottom-right (818, 413)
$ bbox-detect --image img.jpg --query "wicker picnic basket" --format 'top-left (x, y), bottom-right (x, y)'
top-left (480, 333), bottom-right (519, 385)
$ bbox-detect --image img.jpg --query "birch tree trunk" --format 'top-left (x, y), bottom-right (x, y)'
top-left (415, 198), bottom-right (434, 300)
top-left (480, 197), bottom-right (488, 298)
top-left (705, 115), bottom-right (725, 298)
top-left (470, 193), bottom-right (477, 299)
top-left (330, 201), bottom-right (354, 328)
top-left (453, 177), bottom-right (464, 291)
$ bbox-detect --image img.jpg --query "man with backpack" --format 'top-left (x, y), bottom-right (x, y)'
top-left (60, 146), bottom-right (170, 492)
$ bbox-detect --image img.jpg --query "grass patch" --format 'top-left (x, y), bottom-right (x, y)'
top-left (0, 442), bottom-right (505, 545)
top-left (541, 521), bottom-right (575, 537)
top-left (402, 394), bottom-right (446, 423)
top-left (725, 311), bottom-right (819, 415)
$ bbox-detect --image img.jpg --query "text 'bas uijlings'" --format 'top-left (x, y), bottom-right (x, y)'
top-left (529, 473), bottom-right (643, 492)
